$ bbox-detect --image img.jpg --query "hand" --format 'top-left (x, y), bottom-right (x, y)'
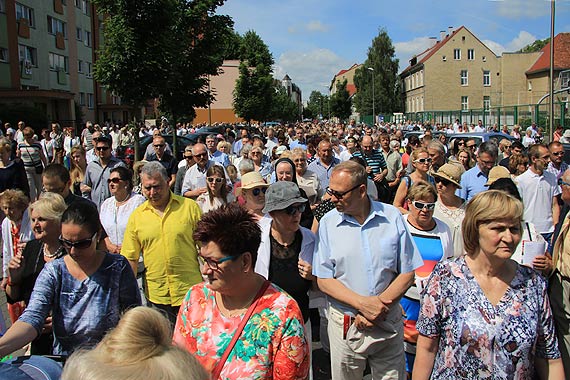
top-left (0, 278), bottom-right (7, 291)
top-left (365, 166), bottom-right (372, 174)
top-left (199, 187), bottom-right (208, 194)
top-left (533, 254), bottom-right (553, 273)
top-left (298, 259), bottom-right (314, 280)
top-left (354, 314), bottom-right (375, 331)
top-left (357, 295), bottom-right (392, 322)
top-left (373, 173), bottom-right (384, 182)
top-left (41, 316), bottom-right (53, 334)
top-left (80, 184), bottom-right (91, 193)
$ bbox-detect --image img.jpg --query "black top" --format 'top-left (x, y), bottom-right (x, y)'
top-left (0, 159), bottom-right (30, 197)
top-left (268, 229), bottom-right (311, 322)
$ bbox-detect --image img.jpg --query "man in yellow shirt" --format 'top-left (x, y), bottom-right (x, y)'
top-left (121, 161), bottom-right (202, 323)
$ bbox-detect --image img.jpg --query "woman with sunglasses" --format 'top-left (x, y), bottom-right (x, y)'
top-left (432, 163), bottom-right (466, 257)
top-left (99, 166), bottom-right (145, 254)
top-left (393, 147), bottom-right (434, 214)
top-left (237, 171), bottom-right (270, 221)
top-left (6, 192), bottom-right (67, 354)
top-left (0, 202), bottom-right (141, 357)
top-left (400, 181), bottom-right (453, 376)
top-left (273, 157), bottom-right (314, 229)
top-left (195, 165), bottom-right (235, 214)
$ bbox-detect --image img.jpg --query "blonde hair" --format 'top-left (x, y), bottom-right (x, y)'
top-left (407, 181), bottom-right (437, 202)
top-left (30, 192), bottom-right (66, 222)
top-left (0, 189), bottom-right (29, 211)
top-left (61, 307), bottom-right (208, 380)
top-left (291, 147), bottom-right (306, 160)
top-left (462, 190), bottom-right (523, 255)
top-left (69, 145), bottom-right (86, 184)
top-left (411, 147), bottom-right (428, 162)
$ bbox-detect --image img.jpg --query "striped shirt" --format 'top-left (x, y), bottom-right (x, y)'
top-left (18, 142), bottom-right (43, 167)
top-left (352, 149), bottom-right (387, 178)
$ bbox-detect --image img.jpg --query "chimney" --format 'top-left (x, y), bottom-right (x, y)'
top-left (440, 30), bottom-right (446, 41)
top-left (448, 26), bottom-right (453, 36)
top-left (429, 37), bottom-right (437, 47)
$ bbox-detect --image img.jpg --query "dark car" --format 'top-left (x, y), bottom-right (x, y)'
top-left (116, 134), bottom-right (195, 166)
top-left (446, 132), bottom-right (517, 148)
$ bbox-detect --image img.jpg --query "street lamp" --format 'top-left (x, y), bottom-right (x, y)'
top-left (549, 0), bottom-right (555, 136)
top-left (367, 67), bottom-right (375, 126)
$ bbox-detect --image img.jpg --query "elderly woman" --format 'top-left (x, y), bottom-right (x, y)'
top-left (432, 163), bottom-right (466, 257)
top-left (99, 166), bottom-right (146, 254)
top-left (400, 182), bottom-right (453, 375)
top-left (237, 171), bottom-right (270, 221)
top-left (274, 157), bottom-right (315, 229)
top-left (393, 147), bottom-right (434, 214)
top-left (18, 127), bottom-right (48, 200)
top-left (413, 190), bottom-right (563, 379)
top-left (6, 192), bottom-right (67, 354)
top-left (291, 148), bottom-right (323, 207)
top-left (195, 165), bottom-right (235, 213)
top-left (0, 138), bottom-right (29, 196)
top-left (249, 146), bottom-right (273, 180)
top-left (173, 204), bottom-right (310, 379)
top-left (0, 202), bottom-right (141, 356)
top-left (62, 307), bottom-right (208, 380)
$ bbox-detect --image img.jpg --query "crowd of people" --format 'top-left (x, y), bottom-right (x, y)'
top-left (0, 117), bottom-right (569, 380)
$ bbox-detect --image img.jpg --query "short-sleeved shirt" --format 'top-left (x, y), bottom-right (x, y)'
top-left (307, 157), bottom-right (340, 191)
top-left (416, 257), bottom-right (560, 379)
top-left (173, 283), bottom-right (310, 380)
top-left (147, 152), bottom-right (178, 178)
top-left (516, 169), bottom-right (560, 234)
top-left (456, 164), bottom-right (488, 201)
top-left (121, 193), bottom-right (202, 306)
top-left (313, 200), bottom-right (423, 315)
top-left (82, 157), bottom-right (126, 210)
top-left (352, 149), bottom-right (388, 179)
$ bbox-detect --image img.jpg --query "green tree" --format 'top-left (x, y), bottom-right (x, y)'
top-left (353, 28), bottom-right (400, 116)
top-left (233, 30), bottom-right (274, 123)
top-left (222, 30), bottom-right (243, 60)
top-left (270, 83), bottom-right (299, 122)
top-left (330, 79), bottom-right (352, 121)
top-left (519, 38), bottom-right (550, 53)
top-left (305, 90), bottom-right (329, 119)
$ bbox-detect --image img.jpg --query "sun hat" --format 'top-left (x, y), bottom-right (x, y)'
top-left (262, 181), bottom-right (307, 214)
top-left (275, 146), bottom-right (287, 156)
top-left (236, 171), bottom-right (269, 195)
top-left (563, 130), bottom-right (570, 139)
top-left (432, 163), bottom-right (462, 188)
top-left (485, 165), bottom-right (511, 186)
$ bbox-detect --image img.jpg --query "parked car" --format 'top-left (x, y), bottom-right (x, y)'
top-left (446, 132), bottom-right (517, 148)
top-left (115, 134), bottom-right (195, 166)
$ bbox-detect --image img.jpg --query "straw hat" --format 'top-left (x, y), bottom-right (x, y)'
top-left (432, 163), bottom-right (462, 188)
top-left (236, 171), bottom-right (268, 195)
top-left (485, 166), bottom-right (511, 186)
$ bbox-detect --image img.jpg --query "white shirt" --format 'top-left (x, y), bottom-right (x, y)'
top-left (99, 193), bottom-right (146, 245)
top-left (516, 169), bottom-right (560, 234)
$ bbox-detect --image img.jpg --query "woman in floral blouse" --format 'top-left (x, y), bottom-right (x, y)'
top-left (173, 204), bottom-right (310, 380)
top-left (413, 190), bottom-right (563, 379)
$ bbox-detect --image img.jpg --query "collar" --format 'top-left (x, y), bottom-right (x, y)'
top-left (143, 191), bottom-right (179, 213)
top-left (337, 198), bottom-right (388, 227)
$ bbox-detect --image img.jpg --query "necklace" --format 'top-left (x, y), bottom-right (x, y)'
top-left (115, 192), bottom-right (131, 204)
top-left (42, 243), bottom-right (64, 259)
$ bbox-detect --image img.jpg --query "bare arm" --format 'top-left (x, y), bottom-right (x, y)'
top-left (128, 259), bottom-right (138, 277)
top-left (552, 198), bottom-right (560, 229)
top-left (412, 335), bottom-right (439, 380)
top-left (0, 321), bottom-right (39, 357)
top-left (535, 358), bottom-right (564, 380)
top-left (378, 270), bottom-right (415, 304)
top-left (183, 187), bottom-right (207, 199)
top-left (393, 179), bottom-right (409, 214)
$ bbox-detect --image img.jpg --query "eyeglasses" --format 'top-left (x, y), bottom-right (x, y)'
top-left (457, 142), bottom-right (465, 146)
top-left (326, 183), bottom-right (363, 200)
top-left (96, 146), bottom-right (110, 151)
top-left (184, 155), bottom-right (193, 160)
top-left (411, 201), bottom-right (436, 211)
top-left (558, 178), bottom-right (570, 187)
top-left (59, 232), bottom-right (97, 250)
top-left (207, 177), bottom-right (223, 183)
top-left (107, 177), bottom-right (123, 184)
top-left (250, 187), bottom-right (268, 196)
top-left (434, 177), bottom-right (452, 186)
top-left (153, 144), bottom-right (165, 148)
top-left (283, 204), bottom-right (306, 215)
top-left (552, 152), bottom-right (565, 157)
top-left (413, 157), bottom-right (432, 164)
top-left (197, 254), bottom-right (238, 270)
top-left (466, 144), bottom-right (476, 149)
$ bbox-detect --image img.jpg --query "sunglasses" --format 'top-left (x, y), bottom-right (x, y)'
top-left (153, 144), bottom-right (165, 148)
top-left (107, 177), bottom-right (123, 184)
top-left (184, 155), bottom-right (193, 159)
top-left (59, 232), bottom-right (97, 250)
top-left (457, 142), bottom-right (465, 146)
top-left (413, 157), bottom-right (432, 164)
top-left (466, 144), bottom-right (476, 148)
top-left (411, 200), bottom-right (436, 211)
top-left (96, 146), bottom-right (110, 151)
top-left (283, 204), bottom-right (306, 215)
top-left (326, 183), bottom-right (362, 200)
top-left (552, 152), bottom-right (564, 157)
top-left (558, 178), bottom-right (570, 187)
top-left (207, 177), bottom-right (223, 183)
top-left (250, 187), bottom-right (268, 196)
top-left (434, 177), bottom-right (452, 186)
top-left (197, 254), bottom-right (238, 271)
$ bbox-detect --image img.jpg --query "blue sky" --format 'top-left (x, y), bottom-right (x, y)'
top-left (218, 0), bottom-right (570, 98)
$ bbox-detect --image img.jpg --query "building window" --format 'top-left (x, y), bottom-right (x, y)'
top-left (86, 62), bottom-right (92, 77)
top-left (454, 48), bottom-right (461, 60)
top-left (81, 0), bottom-right (90, 15)
top-left (460, 70), bottom-right (468, 86)
top-left (483, 96), bottom-right (491, 109)
top-left (561, 71), bottom-right (570, 88)
top-left (84, 30), bottom-right (91, 47)
top-left (78, 59), bottom-right (83, 73)
top-left (15, 3), bottom-right (34, 27)
top-left (87, 93), bottom-right (94, 109)
top-left (79, 92), bottom-right (85, 106)
top-left (0, 0), bottom-right (5, 13)
top-left (468, 49), bottom-right (474, 60)
top-left (47, 16), bottom-right (67, 38)
top-left (18, 44), bottom-right (37, 66)
top-left (483, 70), bottom-right (491, 86)
top-left (461, 96), bottom-right (469, 110)
top-left (76, 27), bottom-right (82, 41)
top-left (112, 94), bottom-right (120, 105)
top-left (49, 52), bottom-right (68, 72)
top-left (0, 47), bottom-right (8, 62)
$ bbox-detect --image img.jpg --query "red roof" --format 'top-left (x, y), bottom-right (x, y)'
top-left (336, 69), bottom-right (348, 76)
top-left (526, 33), bottom-right (570, 74)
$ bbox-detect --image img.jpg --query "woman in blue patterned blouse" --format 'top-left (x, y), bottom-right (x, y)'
top-left (413, 190), bottom-right (563, 380)
top-left (0, 202), bottom-right (141, 356)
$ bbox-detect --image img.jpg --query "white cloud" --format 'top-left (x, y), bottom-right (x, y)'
top-left (305, 20), bottom-right (329, 33)
top-left (495, 0), bottom-right (550, 20)
top-left (483, 30), bottom-right (537, 55)
top-left (394, 37), bottom-right (435, 65)
top-left (273, 49), bottom-right (351, 97)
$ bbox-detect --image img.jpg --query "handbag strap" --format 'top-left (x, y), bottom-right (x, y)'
top-left (211, 280), bottom-right (270, 379)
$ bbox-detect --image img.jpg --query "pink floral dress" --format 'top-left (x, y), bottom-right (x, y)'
top-left (173, 283), bottom-right (310, 380)
top-left (416, 257), bottom-right (559, 379)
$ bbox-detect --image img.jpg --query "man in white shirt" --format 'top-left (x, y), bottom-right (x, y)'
top-left (517, 144), bottom-right (561, 244)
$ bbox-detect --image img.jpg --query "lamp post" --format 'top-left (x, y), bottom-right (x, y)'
top-left (549, 0), bottom-right (555, 137)
top-left (367, 67), bottom-right (375, 126)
